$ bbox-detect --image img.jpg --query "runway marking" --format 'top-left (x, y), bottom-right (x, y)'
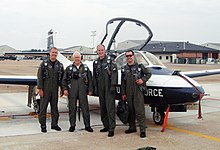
top-left (0, 117), bottom-right (11, 121)
top-left (167, 125), bottom-right (220, 143)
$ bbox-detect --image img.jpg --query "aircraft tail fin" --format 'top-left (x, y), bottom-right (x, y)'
top-left (46, 29), bottom-right (72, 68)
top-left (47, 29), bottom-right (54, 50)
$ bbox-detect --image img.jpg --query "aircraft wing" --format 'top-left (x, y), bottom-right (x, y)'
top-left (1, 69), bottom-right (219, 85)
top-left (0, 52), bottom-right (71, 86)
top-left (0, 75), bottom-right (37, 85)
top-left (181, 69), bottom-right (220, 78)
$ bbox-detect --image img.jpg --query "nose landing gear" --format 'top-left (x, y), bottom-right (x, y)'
top-left (153, 108), bottom-right (165, 125)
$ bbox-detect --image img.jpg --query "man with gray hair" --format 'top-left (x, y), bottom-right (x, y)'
top-left (62, 51), bottom-right (93, 132)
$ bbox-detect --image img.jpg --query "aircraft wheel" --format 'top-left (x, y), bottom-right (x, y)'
top-left (153, 111), bottom-right (165, 125)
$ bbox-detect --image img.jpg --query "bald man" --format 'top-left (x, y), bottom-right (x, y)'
top-left (62, 51), bottom-right (93, 132)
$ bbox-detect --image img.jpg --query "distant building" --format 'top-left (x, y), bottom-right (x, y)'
top-left (0, 45), bottom-right (18, 56)
top-left (117, 40), bottom-right (220, 64)
top-left (200, 43), bottom-right (220, 64)
top-left (201, 43), bottom-right (220, 50)
top-left (116, 40), bottom-right (173, 51)
top-left (61, 45), bottom-right (96, 60)
top-left (117, 40), bottom-right (145, 50)
top-left (3, 45), bottom-right (97, 61)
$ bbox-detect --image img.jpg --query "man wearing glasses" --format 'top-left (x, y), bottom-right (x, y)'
top-left (121, 50), bottom-right (151, 138)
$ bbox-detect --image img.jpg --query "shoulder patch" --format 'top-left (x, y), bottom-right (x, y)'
top-left (121, 67), bottom-right (125, 73)
top-left (84, 64), bottom-right (88, 71)
top-left (44, 62), bottom-right (48, 67)
top-left (68, 65), bottom-right (73, 71)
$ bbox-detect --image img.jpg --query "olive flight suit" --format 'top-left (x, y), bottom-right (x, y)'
top-left (121, 63), bottom-right (151, 132)
top-left (93, 55), bottom-right (118, 132)
top-left (37, 59), bottom-right (64, 128)
top-left (62, 63), bottom-right (93, 128)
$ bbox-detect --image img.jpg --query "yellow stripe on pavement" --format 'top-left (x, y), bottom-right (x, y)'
top-left (0, 117), bottom-right (11, 121)
top-left (167, 125), bottom-right (220, 143)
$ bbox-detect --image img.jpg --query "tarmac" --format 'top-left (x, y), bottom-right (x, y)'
top-left (1, 61), bottom-right (220, 149)
top-left (1, 83), bottom-right (220, 150)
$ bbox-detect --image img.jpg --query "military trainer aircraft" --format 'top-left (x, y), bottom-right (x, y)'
top-left (99, 17), bottom-right (220, 127)
top-left (0, 18), bottom-right (220, 129)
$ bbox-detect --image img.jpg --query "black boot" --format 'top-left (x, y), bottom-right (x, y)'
top-left (69, 126), bottom-right (75, 132)
top-left (108, 131), bottom-right (114, 137)
top-left (41, 125), bottom-right (47, 133)
top-left (85, 126), bottom-right (93, 132)
top-left (51, 125), bottom-right (62, 131)
top-left (100, 128), bottom-right (109, 132)
top-left (140, 132), bottom-right (146, 138)
top-left (125, 128), bottom-right (137, 134)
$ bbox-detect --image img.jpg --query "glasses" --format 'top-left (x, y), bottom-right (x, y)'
top-left (126, 55), bottom-right (133, 57)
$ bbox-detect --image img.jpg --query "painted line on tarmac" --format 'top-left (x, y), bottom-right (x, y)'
top-left (0, 117), bottom-right (11, 121)
top-left (167, 125), bottom-right (220, 143)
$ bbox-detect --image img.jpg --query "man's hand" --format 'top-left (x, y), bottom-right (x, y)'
top-left (39, 89), bottom-right (44, 97)
top-left (135, 79), bottom-right (144, 85)
top-left (122, 95), bottom-right (127, 101)
top-left (88, 91), bottom-right (92, 96)
top-left (64, 90), bottom-right (69, 96)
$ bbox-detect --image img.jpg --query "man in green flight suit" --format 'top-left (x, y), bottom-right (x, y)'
top-left (121, 50), bottom-right (152, 138)
top-left (37, 47), bottom-right (64, 133)
top-left (93, 44), bottom-right (118, 137)
top-left (62, 51), bottom-right (93, 132)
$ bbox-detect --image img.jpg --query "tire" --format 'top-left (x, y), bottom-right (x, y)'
top-left (153, 111), bottom-right (165, 125)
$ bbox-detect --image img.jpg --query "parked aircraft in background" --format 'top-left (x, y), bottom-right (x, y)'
top-left (1, 18), bottom-right (220, 128)
top-left (0, 55), bottom-right (17, 61)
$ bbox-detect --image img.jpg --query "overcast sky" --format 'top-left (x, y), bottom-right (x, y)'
top-left (0, 0), bottom-right (219, 50)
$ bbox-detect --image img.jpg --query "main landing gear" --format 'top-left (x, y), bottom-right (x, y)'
top-left (33, 98), bottom-right (40, 114)
top-left (27, 85), bottom-right (40, 114)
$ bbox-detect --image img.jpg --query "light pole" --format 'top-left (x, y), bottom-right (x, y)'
top-left (91, 31), bottom-right (96, 51)
top-left (80, 46), bottom-right (83, 53)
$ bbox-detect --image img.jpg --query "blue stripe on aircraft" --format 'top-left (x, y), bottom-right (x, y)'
top-left (0, 78), bottom-right (37, 85)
